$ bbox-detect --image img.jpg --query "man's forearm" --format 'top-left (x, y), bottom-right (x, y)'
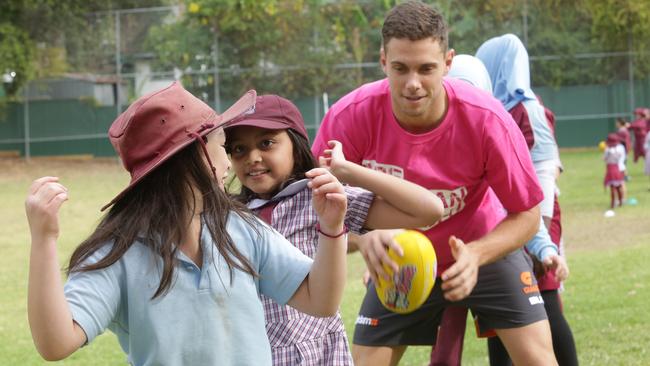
top-left (468, 206), bottom-right (540, 266)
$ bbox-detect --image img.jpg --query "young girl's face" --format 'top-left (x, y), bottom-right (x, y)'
top-left (205, 127), bottom-right (231, 190)
top-left (227, 126), bottom-right (295, 199)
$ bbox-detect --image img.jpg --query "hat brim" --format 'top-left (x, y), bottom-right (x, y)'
top-left (100, 90), bottom-right (257, 212)
top-left (224, 118), bottom-right (291, 132)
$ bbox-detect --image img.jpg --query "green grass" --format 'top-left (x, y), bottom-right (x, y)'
top-left (1, 150), bottom-right (649, 365)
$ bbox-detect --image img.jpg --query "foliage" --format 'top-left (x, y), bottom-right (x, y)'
top-left (0, 0), bottom-right (169, 97)
top-left (145, 1), bottom-right (394, 99)
top-left (582, 0), bottom-right (650, 78)
top-left (3, 0), bottom-right (650, 101)
top-left (0, 23), bottom-right (34, 96)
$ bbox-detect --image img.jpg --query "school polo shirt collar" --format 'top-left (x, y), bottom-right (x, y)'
top-left (247, 179), bottom-right (309, 210)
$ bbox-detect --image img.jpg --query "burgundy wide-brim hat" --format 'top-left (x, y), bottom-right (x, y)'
top-left (101, 81), bottom-right (256, 211)
top-left (225, 94), bottom-right (309, 141)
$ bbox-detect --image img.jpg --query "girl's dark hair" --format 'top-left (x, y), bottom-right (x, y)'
top-left (67, 140), bottom-right (259, 299)
top-left (236, 128), bottom-right (318, 202)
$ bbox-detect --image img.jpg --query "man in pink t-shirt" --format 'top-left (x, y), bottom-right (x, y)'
top-left (311, 2), bottom-right (556, 366)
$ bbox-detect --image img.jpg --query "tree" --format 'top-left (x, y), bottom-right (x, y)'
top-left (0, 0), bottom-right (168, 98)
top-left (0, 23), bottom-right (34, 96)
top-left (582, 0), bottom-right (650, 78)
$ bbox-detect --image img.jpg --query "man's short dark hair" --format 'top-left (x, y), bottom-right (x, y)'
top-left (382, 1), bottom-right (448, 51)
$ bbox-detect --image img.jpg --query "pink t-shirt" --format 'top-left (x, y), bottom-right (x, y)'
top-left (312, 78), bottom-right (543, 273)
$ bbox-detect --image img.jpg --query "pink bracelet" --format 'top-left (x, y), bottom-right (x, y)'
top-left (315, 223), bottom-right (349, 238)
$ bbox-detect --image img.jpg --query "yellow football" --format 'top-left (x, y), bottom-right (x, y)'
top-left (598, 141), bottom-right (606, 151)
top-left (375, 230), bottom-right (437, 314)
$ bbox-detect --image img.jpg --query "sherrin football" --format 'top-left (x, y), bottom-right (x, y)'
top-left (598, 140), bottom-right (606, 151)
top-left (375, 230), bottom-right (437, 314)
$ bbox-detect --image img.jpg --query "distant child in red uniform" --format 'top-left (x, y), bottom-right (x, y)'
top-left (643, 133), bottom-right (650, 189)
top-left (629, 108), bottom-right (648, 163)
top-left (604, 133), bottom-right (625, 209)
top-left (616, 117), bottom-right (631, 155)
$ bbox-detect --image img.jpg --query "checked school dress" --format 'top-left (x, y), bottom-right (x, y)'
top-left (247, 179), bottom-right (374, 366)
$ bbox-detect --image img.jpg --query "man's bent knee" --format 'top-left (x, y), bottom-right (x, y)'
top-left (495, 320), bottom-right (558, 366)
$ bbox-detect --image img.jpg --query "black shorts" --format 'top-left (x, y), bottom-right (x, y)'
top-left (353, 249), bottom-right (548, 346)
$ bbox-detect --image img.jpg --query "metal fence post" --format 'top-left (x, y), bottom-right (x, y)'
top-left (23, 83), bottom-right (30, 161)
top-left (213, 33), bottom-right (221, 112)
top-left (628, 33), bottom-right (635, 116)
top-left (115, 10), bottom-right (122, 115)
top-left (522, 0), bottom-right (529, 47)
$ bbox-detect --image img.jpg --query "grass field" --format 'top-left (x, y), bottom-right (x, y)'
top-left (1, 149), bottom-right (649, 365)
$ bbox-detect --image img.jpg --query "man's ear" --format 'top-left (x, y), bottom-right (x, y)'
top-left (380, 47), bottom-right (388, 75)
top-left (444, 48), bottom-right (455, 76)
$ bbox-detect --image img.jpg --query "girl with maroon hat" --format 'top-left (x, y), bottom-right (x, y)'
top-left (604, 133), bottom-right (626, 210)
top-left (225, 94), bottom-right (443, 365)
top-left (25, 83), bottom-right (362, 365)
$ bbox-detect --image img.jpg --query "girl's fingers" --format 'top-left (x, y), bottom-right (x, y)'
top-left (328, 140), bottom-right (342, 148)
top-left (29, 176), bottom-right (59, 195)
top-left (305, 167), bottom-right (331, 178)
top-left (318, 156), bottom-right (329, 168)
top-left (324, 192), bottom-right (347, 203)
top-left (48, 192), bottom-right (69, 210)
top-left (309, 173), bottom-right (340, 190)
top-left (313, 182), bottom-right (344, 196)
top-left (29, 184), bottom-right (58, 207)
top-left (36, 182), bottom-right (68, 203)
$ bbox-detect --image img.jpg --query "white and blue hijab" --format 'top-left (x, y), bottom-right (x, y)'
top-left (475, 33), bottom-right (536, 111)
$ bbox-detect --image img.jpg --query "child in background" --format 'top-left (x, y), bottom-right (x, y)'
top-left (616, 117), bottom-right (631, 156)
top-left (616, 117), bottom-right (631, 186)
top-left (25, 83), bottom-right (352, 365)
top-left (643, 133), bottom-right (650, 191)
top-left (225, 95), bottom-right (444, 365)
top-left (629, 108), bottom-right (648, 163)
top-left (604, 133), bottom-right (626, 211)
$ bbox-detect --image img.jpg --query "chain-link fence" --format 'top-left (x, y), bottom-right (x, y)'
top-left (2, 1), bottom-right (649, 158)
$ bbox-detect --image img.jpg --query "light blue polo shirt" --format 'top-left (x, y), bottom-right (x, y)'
top-left (64, 212), bottom-right (313, 365)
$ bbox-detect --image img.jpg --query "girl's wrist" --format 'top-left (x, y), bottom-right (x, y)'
top-left (30, 234), bottom-right (58, 246)
top-left (333, 160), bottom-right (354, 181)
top-left (316, 222), bottom-right (348, 238)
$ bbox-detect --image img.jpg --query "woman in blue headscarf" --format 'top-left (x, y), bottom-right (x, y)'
top-left (476, 34), bottom-right (578, 366)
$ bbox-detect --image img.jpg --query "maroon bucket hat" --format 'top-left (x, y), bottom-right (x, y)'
top-left (102, 81), bottom-right (256, 211)
top-left (224, 94), bottom-right (309, 141)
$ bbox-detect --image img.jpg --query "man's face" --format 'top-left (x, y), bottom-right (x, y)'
top-left (381, 37), bottom-right (453, 132)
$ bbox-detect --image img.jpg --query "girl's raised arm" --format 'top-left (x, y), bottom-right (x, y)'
top-left (319, 140), bottom-right (443, 229)
top-left (286, 168), bottom-right (347, 317)
top-left (26, 177), bottom-right (86, 360)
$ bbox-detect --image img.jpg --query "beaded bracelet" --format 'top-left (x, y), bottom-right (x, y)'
top-left (315, 223), bottom-right (349, 238)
